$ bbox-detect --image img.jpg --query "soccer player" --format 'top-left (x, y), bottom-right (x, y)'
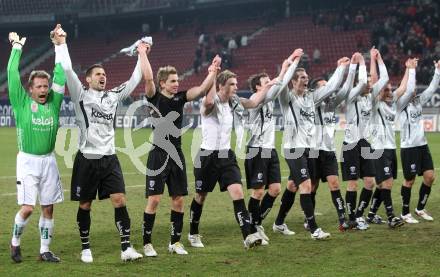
top-left (274, 56), bottom-right (347, 239)
top-left (399, 60), bottom-right (440, 223)
top-left (142, 56), bottom-right (221, 257)
top-left (308, 52), bottom-right (363, 231)
top-left (52, 24), bottom-right (146, 262)
top-left (368, 58), bottom-right (419, 228)
top-left (244, 49), bottom-right (303, 244)
top-left (7, 32), bottom-right (65, 263)
top-left (341, 47), bottom-right (389, 230)
top-left (189, 70), bottom-right (264, 249)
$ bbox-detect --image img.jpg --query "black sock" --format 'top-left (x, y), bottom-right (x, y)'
top-left (355, 188), bottom-right (373, 218)
top-left (189, 199), bottom-right (203, 235)
top-left (170, 210), bottom-right (184, 244)
top-left (300, 194), bottom-right (318, 233)
top-left (331, 190), bottom-right (346, 224)
top-left (401, 186), bottom-right (412, 215)
top-left (248, 197), bottom-right (261, 226)
top-left (77, 208), bottom-right (91, 250)
top-left (345, 191), bottom-right (357, 221)
top-left (417, 183), bottom-right (431, 211)
top-left (368, 188), bottom-right (382, 218)
top-left (275, 189), bottom-right (296, 225)
top-left (260, 193), bottom-right (276, 221)
top-left (115, 206), bottom-right (131, 251)
top-left (143, 212), bottom-right (155, 245)
top-left (233, 199), bottom-right (252, 239)
top-left (311, 191), bottom-right (317, 211)
top-left (381, 188), bottom-right (395, 220)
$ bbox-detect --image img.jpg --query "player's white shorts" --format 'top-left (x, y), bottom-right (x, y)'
top-left (16, 152), bottom-right (64, 206)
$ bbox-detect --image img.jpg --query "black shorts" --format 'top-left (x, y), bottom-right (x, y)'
top-left (71, 151), bottom-right (125, 201)
top-left (284, 148), bottom-right (317, 186)
top-left (146, 146), bottom-right (188, 197)
top-left (401, 144), bottom-right (434, 180)
top-left (245, 147), bottom-right (281, 189)
top-left (313, 150), bottom-right (339, 183)
top-left (374, 149), bottom-right (398, 184)
top-left (194, 149), bottom-right (242, 193)
top-left (340, 139), bottom-right (376, 181)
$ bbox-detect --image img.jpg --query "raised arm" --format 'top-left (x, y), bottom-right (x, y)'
top-left (371, 50), bottom-right (389, 99)
top-left (264, 48), bottom-right (303, 104)
top-left (394, 61), bottom-right (410, 100)
top-left (334, 53), bottom-right (360, 106)
top-left (314, 57), bottom-right (349, 105)
top-left (7, 32), bottom-right (28, 108)
top-left (420, 60), bottom-right (440, 106)
top-left (346, 54), bottom-right (367, 103)
top-left (397, 59), bottom-right (417, 112)
top-left (278, 50), bottom-right (304, 108)
top-left (370, 47), bottom-right (379, 85)
top-left (52, 24), bottom-right (83, 102)
top-left (187, 55), bottom-right (222, 102)
top-left (202, 73), bottom-right (217, 116)
top-left (138, 42), bottom-right (155, 98)
top-left (111, 51), bottom-right (143, 100)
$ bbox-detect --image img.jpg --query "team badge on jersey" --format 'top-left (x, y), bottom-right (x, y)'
top-left (31, 102), bottom-right (38, 113)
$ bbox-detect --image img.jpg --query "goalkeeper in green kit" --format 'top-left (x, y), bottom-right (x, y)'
top-left (7, 31), bottom-right (66, 263)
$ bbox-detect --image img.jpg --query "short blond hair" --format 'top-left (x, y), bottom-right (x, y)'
top-left (157, 65), bottom-right (178, 88)
top-left (28, 70), bottom-right (51, 87)
top-left (216, 70), bottom-right (237, 87)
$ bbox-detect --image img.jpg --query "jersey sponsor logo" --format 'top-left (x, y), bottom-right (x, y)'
top-left (32, 114), bottom-right (54, 126)
top-left (361, 110), bottom-right (371, 117)
top-left (91, 108), bottom-right (113, 121)
top-left (323, 115), bottom-right (336, 124)
top-left (300, 109), bottom-right (315, 119)
top-left (410, 110), bottom-right (422, 119)
top-left (385, 114), bottom-right (395, 122)
top-left (264, 110), bottom-right (273, 120)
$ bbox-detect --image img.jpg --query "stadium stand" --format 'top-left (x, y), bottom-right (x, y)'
top-left (1, 0), bottom-right (439, 100)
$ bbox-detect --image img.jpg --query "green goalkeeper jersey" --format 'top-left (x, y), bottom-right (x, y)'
top-left (7, 47), bottom-right (66, 155)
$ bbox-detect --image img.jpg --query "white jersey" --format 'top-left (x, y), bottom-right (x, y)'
top-left (370, 100), bottom-right (397, 150)
top-left (246, 60), bottom-right (298, 149)
top-left (55, 44), bottom-right (142, 156)
top-left (399, 68), bottom-right (440, 148)
top-left (344, 63), bottom-right (389, 144)
top-left (279, 64), bottom-right (346, 149)
top-left (246, 101), bottom-right (276, 148)
top-left (316, 63), bottom-right (357, 151)
top-left (200, 94), bottom-right (233, 150)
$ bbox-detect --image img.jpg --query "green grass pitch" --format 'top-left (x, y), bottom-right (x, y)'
top-left (0, 127), bottom-right (439, 276)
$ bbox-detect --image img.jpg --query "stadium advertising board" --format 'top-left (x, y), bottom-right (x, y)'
top-left (0, 98), bottom-right (438, 132)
